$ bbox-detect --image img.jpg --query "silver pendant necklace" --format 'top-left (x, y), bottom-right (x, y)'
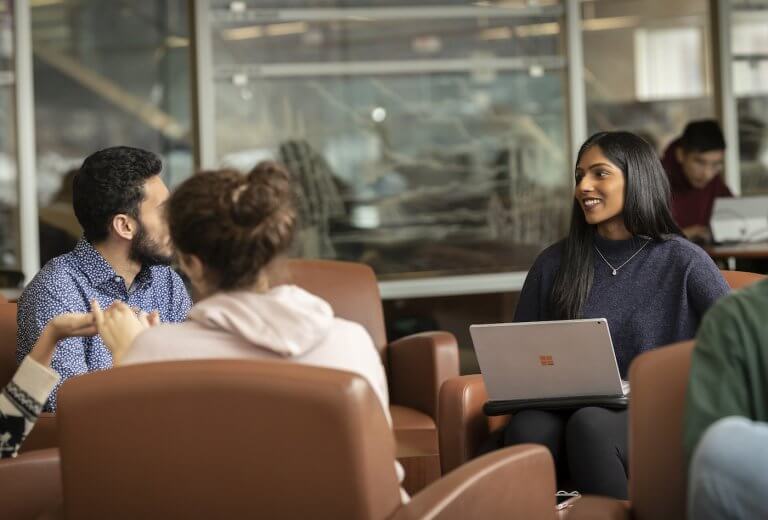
top-left (594, 238), bottom-right (651, 276)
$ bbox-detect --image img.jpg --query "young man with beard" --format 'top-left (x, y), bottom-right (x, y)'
top-left (16, 146), bottom-right (192, 411)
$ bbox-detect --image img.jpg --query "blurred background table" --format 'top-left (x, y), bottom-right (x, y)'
top-left (705, 242), bottom-right (768, 271)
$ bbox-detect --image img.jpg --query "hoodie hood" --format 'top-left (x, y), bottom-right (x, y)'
top-left (187, 285), bottom-right (335, 357)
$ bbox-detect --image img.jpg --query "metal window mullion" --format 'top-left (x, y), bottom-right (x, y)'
top-left (715, 0), bottom-right (740, 195)
top-left (378, 271), bottom-right (529, 299)
top-left (565, 0), bottom-right (587, 163)
top-left (209, 5), bottom-right (565, 23)
top-left (14, 0), bottom-right (40, 282)
top-left (215, 56), bottom-right (567, 79)
top-left (193, 0), bottom-right (217, 169)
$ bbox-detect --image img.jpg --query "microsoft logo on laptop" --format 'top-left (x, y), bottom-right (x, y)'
top-left (539, 355), bottom-right (554, 366)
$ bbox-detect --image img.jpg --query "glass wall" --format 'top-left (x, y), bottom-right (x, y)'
top-left (0, 0), bottom-right (19, 274)
top-left (731, 1), bottom-right (768, 195)
top-left (203, 0), bottom-right (571, 279)
top-left (31, 0), bottom-right (193, 265)
top-left (3, 1), bottom-right (765, 289)
top-left (582, 0), bottom-right (715, 155)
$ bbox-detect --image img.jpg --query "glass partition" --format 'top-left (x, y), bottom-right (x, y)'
top-left (582, 0), bottom-right (715, 155)
top-left (202, 0), bottom-right (571, 279)
top-left (0, 0), bottom-right (20, 273)
top-left (731, 1), bottom-right (768, 195)
top-left (31, 0), bottom-right (193, 265)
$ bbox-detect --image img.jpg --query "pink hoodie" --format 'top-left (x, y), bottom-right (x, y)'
top-left (122, 284), bottom-right (406, 498)
top-left (122, 285), bottom-right (390, 422)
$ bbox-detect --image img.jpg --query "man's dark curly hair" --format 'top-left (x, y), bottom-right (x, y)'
top-left (73, 146), bottom-right (162, 243)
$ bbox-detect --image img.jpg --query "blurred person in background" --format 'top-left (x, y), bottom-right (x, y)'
top-left (661, 120), bottom-right (730, 245)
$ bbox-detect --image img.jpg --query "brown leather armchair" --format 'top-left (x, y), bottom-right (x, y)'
top-left (568, 341), bottom-right (694, 519)
top-left (0, 447), bottom-right (62, 519)
top-left (6, 259), bottom-right (459, 471)
top-left (273, 259), bottom-right (459, 491)
top-left (56, 359), bottom-right (556, 519)
top-left (441, 341), bottom-right (695, 519)
top-left (719, 269), bottom-right (765, 289)
top-left (1, 302), bottom-right (18, 389)
top-left (0, 302), bottom-right (58, 454)
top-left (438, 373), bottom-right (507, 473)
top-left (438, 269), bottom-right (764, 474)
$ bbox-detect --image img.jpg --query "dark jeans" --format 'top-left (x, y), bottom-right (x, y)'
top-left (502, 407), bottom-right (629, 499)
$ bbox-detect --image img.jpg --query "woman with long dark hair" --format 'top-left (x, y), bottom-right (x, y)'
top-left (504, 131), bottom-right (729, 498)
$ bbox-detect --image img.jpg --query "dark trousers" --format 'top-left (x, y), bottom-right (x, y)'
top-left (502, 407), bottom-right (629, 499)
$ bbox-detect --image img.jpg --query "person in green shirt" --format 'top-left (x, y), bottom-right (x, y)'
top-left (684, 278), bottom-right (768, 520)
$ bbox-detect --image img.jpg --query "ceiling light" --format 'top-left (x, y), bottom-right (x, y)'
top-left (165, 36), bottom-right (189, 48)
top-left (222, 22), bottom-right (308, 41)
top-left (371, 107), bottom-right (387, 122)
top-left (582, 16), bottom-right (640, 32)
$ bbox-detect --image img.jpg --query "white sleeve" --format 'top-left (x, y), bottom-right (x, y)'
top-left (0, 357), bottom-right (60, 458)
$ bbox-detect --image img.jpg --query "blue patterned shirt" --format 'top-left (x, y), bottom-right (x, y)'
top-left (16, 239), bottom-right (192, 411)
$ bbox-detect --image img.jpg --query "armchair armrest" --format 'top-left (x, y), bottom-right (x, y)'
top-left (20, 412), bottom-right (58, 453)
top-left (390, 444), bottom-right (557, 520)
top-left (0, 448), bottom-right (62, 519)
top-left (565, 496), bottom-right (631, 520)
top-left (438, 374), bottom-right (509, 474)
top-left (388, 331), bottom-right (459, 421)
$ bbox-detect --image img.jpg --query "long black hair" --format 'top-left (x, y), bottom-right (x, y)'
top-left (550, 131), bottom-right (682, 320)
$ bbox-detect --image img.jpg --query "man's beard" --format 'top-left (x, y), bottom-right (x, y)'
top-left (129, 221), bottom-right (173, 266)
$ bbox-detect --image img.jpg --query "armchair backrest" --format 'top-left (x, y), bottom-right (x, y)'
top-left (0, 302), bottom-right (18, 388)
top-left (720, 269), bottom-right (765, 290)
top-left (629, 340), bottom-right (694, 520)
top-left (274, 259), bottom-right (388, 353)
top-left (57, 359), bottom-right (401, 520)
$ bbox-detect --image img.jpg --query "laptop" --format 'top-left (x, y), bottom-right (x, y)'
top-left (711, 196), bottom-right (768, 244)
top-left (470, 319), bottom-right (629, 415)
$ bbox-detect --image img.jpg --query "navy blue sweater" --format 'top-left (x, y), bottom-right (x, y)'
top-left (514, 234), bottom-right (730, 377)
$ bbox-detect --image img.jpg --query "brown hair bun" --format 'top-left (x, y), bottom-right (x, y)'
top-left (229, 161), bottom-right (293, 227)
top-left (168, 161), bottom-right (296, 290)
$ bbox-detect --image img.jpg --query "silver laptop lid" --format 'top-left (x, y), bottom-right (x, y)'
top-left (711, 196), bottom-right (768, 244)
top-left (470, 319), bottom-right (623, 401)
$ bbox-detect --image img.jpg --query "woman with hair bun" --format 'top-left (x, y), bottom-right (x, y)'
top-left (93, 162), bottom-right (403, 491)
